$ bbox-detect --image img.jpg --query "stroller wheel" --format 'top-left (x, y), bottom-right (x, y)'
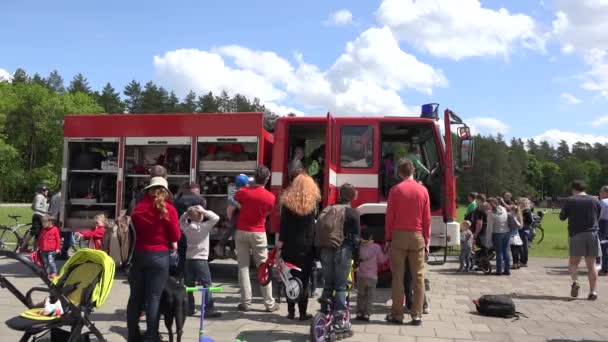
top-left (481, 260), bottom-right (492, 275)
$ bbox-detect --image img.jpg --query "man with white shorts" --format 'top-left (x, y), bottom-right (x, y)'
top-left (560, 180), bottom-right (603, 300)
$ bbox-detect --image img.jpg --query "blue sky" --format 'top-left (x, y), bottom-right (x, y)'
top-left (1, 0), bottom-right (608, 146)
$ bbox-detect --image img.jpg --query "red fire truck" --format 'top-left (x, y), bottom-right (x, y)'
top-left (269, 105), bottom-right (473, 264)
top-left (61, 106), bottom-right (473, 263)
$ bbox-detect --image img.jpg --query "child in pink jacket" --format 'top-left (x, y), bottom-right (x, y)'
top-left (355, 230), bottom-right (387, 321)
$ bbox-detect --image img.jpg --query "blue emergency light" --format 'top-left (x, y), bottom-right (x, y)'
top-left (421, 103), bottom-right (439, 120)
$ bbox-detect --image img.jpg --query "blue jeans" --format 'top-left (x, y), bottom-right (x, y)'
top-left (60, 232), bottom-right (74, 257)
top-left (185, 259), bottom-right (214, 313)
top-left (319, 246), bottom-right (352, 317)
top-left (40, 251), bottom-right (57, 275)
top-left (492, 233), bottom-right (511, 274)
top-left (127, 251), bottom-right (170, 341)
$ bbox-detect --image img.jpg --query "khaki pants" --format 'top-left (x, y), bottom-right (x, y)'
top-left (391, 230), bottom-right (425, 320)
top-left (235, 230), bottom-right (275, 308)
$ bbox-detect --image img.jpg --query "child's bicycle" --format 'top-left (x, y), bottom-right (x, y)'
top-left (472, 248), bottom-right (495, 275)
top-left (257, 246), bottom-right (304, 302)
top-left (310, 263), bottom-right (354, 342)
top-left (186, 286), bottom-right (242, 342)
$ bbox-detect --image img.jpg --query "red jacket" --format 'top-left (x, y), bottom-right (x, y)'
top-left (38, 226), bottom-right (61, 252)
top-left (385, 178), bottom-right (431, 247)
top-left (80, 225), bottom-right (105, 250)
top-left (132, 193), bottom-right (181, 252)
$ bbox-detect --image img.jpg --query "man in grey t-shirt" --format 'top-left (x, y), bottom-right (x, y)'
top-left (560, 180), bottom-right (602, 300)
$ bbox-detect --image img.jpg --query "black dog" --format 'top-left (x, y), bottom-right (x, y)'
top-left (160, 276), bottom-right (188, 342)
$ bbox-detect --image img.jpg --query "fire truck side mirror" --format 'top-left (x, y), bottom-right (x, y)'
top-left (459, 138), bottom-right (474, 169)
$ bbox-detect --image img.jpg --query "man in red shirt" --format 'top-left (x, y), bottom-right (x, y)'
top-left (230, 165), bottom-right (279, 312)
top-left (385, 159), bottom-right (431, 326)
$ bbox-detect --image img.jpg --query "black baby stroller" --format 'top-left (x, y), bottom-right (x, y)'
top-left (0, 249), bottom-right (115, 341)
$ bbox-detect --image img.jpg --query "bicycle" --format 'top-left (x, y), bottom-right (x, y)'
top-left (0, 215), bottom-right (32, 252)
top-left (257, 246), bottom-right (304, 303)
top-left (528, 211), bottom-right (545, 247)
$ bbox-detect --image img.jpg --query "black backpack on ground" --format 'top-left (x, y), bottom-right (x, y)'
top-left (474, 295), bottom-right (521, 318)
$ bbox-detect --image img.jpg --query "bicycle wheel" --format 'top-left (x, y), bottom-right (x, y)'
top-left (0, 227), bottom-right (20, 252)
top-left (310, 313), bottom-right (328, 342)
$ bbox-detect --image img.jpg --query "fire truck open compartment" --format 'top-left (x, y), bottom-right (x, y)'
top-left (285, 123), bottom-right (326, 171)
top-left (379, 122), bottom-right (441, 210)
top-left (62, 112), bottom-right (270, 232)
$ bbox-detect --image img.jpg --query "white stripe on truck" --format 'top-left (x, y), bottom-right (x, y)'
top-left (272, 170), bottom-right (378, 189)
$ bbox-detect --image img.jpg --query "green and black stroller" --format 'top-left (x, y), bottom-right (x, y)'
top-left (0, 249), bottom-right (115, 341)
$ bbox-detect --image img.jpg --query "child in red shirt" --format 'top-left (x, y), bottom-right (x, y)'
top-left (37, 215), bottom-right (61, 278)
top-left (75, 214), bottom-right (106, 250)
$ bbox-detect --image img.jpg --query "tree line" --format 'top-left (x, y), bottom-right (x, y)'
top-left (0, 68), bottom-right (603, 203)
top-left (457, 134), bottom-right (608, 203)
top-left (0, 68), bottom-right (281, 201)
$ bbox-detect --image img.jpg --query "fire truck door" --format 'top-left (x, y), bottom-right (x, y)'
top-left (323, 112), bottom-right (337, 206)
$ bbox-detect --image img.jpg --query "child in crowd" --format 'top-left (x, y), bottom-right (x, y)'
top-left (37, 215), bottom-right (61, 279)
top-left (459, 220), bottom-right (473, 272)
top-left (355, 230), bottom-right (387, 322)
top-left (508, 205), bottom-right (524, 269)
top-left (181, 205), bottom-right (222, 318)
top-left (75, 214), bottom-right (107, 250)
top-left (217, 174), bottom-right (251, 257)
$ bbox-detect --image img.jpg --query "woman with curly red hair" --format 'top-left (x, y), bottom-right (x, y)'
top-left (276, 173), bottom-right (321, 320)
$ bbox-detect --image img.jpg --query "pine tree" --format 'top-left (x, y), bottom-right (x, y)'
top-left (198, 92), bottom-right (219, 112)
top-left (46, 70), bottom-right (65, 93)
top-left (537, 141), bottom-right (556, 162)
top-left (141, 81), bottom-right (163, 113)
top-left (217, 90), bottom-right (232, 112)
top-left (12, 68), bottom-right (29, 84)
top-left (556, 140), bottom-right (570, 163)
top-left (180, 90), bottom-right (197, 113)
top-left (68, 73), bottom-right (91, 94)
top-left (31, 73), bottom-right (47, 87)
top-left (234, 94), bottom-right (253, 112)
top-left (97, 83), bottom-right (125, 114)
top-left (123, 80), bottom-right (143, 114)
top-left (164, 91), bottom-right (180, 113)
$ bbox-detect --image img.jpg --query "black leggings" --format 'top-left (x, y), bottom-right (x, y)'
top-left (127, 251), bottom-right (170, 341)
top-left (284, 251), bottom-right (314, 316)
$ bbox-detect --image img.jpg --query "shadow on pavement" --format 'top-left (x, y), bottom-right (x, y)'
top-left (237, 330), bottom-right (308, 342)
top-left (548, 340), bottom-right (605, 342)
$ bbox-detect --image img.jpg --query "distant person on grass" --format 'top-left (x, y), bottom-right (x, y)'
top-left (518, 198), bottom-right (534, 268)
top-left (21, 184), bottom-right (50, 253)
top-left (464, 192), bottom-right (478, 221)
top-left (599, 186), bottom-right (608, 276)
top-left (559, 180), bottom-right (602, 300)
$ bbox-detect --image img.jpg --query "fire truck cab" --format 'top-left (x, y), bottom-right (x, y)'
top-left (270, 105), bottom-right (473, 263)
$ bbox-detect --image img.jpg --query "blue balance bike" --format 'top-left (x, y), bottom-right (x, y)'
top-left (186, 286), bottom-right (237, 342)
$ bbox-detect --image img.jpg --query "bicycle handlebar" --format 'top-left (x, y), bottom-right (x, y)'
top-left (185, 286), bottom-right (222, 293)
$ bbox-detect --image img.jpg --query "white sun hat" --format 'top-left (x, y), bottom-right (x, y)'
top-left (143, 177), bottom-right (170, 193)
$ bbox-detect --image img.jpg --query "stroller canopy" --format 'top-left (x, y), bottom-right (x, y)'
top-left (53, 249), bottom-right (115, 307)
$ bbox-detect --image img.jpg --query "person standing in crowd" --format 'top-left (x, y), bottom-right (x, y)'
top-left (500, 192), bottom-right (513, 207)
top-left (50, 189), bottom-right (70, 260)
top-left (464, 192), bottom-right (478, 221)
top-left (471, 194), bottom-right (489, 256)
top-left (317, 183), bottom-right (360, 334)
top-left (385, 159), bottom-right (431, 326)
top-left (230, 166), bottom-right (279, 312)
top-left (180, 205), bottom-right (221, 318)
top-left (126, 165), bottom-right (168, 216)
top-left (174, 182), bottom-right (206, 279)
top-left (508, 205), bottom-right (524, 270)
top-left (355, 230), bottom-right (387, 322)
top-left (276, 174), bottom-right (321, 321)
top-left (560, 180), bottom-right (602, 300)
top-left (127, 177), bottom-right (181, 341)
top-left (519, 198), bottom-right (533, 268)
top-left (21, 184), bottom-right (50, 253)
top-left (75, 213), bottom-right (107, 250)
top-left (37, 215), bottom-right (61, 279)
top-left (487, 198), bottom-right (510, 275)
top-left (598, 186), bottom-right (608, 275)
top-left (459, 221), bottom-right (473, 272)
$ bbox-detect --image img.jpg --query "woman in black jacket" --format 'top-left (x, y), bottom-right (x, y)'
top-left (276, 173), bottom-right (321, 320)
top-left (519, 198), bottom-right (533, 267)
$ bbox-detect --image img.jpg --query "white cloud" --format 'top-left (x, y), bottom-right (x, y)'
top-left (560, 92), bottom-right (581, 104)
top-left (325, 9), bottom-right (353, 26)
top-left (535, 129), bottom-right (608, 146)
top-left (0, 68), bottom-right (11, 82)
top-left (467, 117), bottom-right (509, 135)
top-left (552, 0), bottom-right (608, 53)
top-left (377, 0), bottom-right (546, 60)
top-left (581, 48), bottom-right (608, 98)
top-left (592, 115), bottom-right (608, 127)
top-left (154, 27), bottom-right (447, 116)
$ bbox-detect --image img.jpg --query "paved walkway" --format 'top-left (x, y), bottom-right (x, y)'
top-left (1, 256), bottom-right (607, 342)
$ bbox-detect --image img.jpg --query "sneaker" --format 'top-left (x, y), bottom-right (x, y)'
top-left (408, 317), bottom-right (423, 326)
top-left (571, 282), bottom-right (580, 298)
top-left (204, 310), bottom-right (222, 318)
top-left (237, 303), bottom-right (250, 312)
top-left (588, 292), bottom-right (598, 301)
top-left (186, 309), bottom-right (196, 317)
top-left (423, 307), bottom-right (430, 315)
top-left (299, 313), bottom-right (313, 321)
top-left (503, 272), bottom-right (511, 276)
top-left (266, 303), bottom-right (280, 312)
top-left (355, 314), bottom-right (369, 322)
top-left (521, 264), bottom-right (528, 267)
top-left (286, 312), bottom-right (295, 320)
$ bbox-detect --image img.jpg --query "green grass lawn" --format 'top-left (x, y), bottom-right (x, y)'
top-left (456, 206), bottom-right (569, 258)
top-left (0, 206), bottom-right (33, 226)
